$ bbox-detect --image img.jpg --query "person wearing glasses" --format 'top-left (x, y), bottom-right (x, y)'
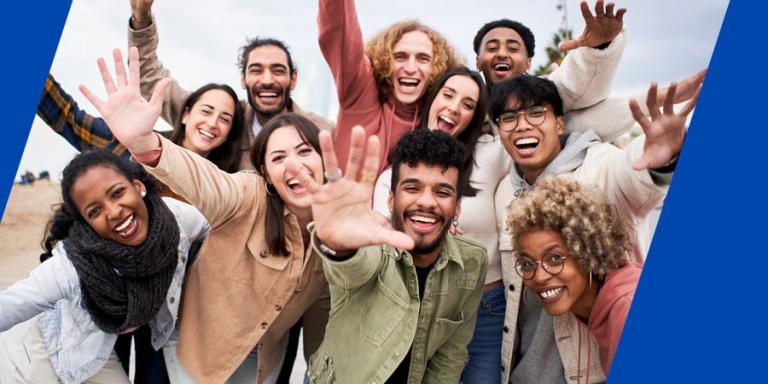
top-left (506, 176), bottom-right (640, 380)
top-left (492, 73), bottom-right (699, 381)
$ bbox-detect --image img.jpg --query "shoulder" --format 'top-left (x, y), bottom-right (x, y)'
top-left (450, 235), bottom-right (488, 265)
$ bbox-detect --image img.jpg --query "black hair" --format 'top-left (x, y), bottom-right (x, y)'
top-left (40, 150), bottom-right (158, 262)
top-left (489, 74), bottom-right (564, 121)
top-left (473, 19), bottom-right (536, 57)
top-left (169, 83), bottom-right (245, 173)
top-left (238, 37), bottom-right (296, 77)
top-left (250, 113), bottom-right (321, 257)
top-left (390, 129), bottom-right (468, 199)
top-left (420, 66), bottom-right (488, 197)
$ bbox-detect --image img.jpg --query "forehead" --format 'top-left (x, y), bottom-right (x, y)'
top-left (265, 125), bottom-right (308, 152)
top-left (481, 27), bottom-right (526, 49)
top-left (443, 75), bottom-right (480, 100)
top-left (396, 162), bottom-right (459, 188)
top-left (519, 229), bottom-right (566, 255)
top-left (246, 45), bottom-right (289, 67)
top-left (393, 30), bottom-right (433, 54)
top-left (193, 89), bottom-right (236, 111)
top-left (70, 166), bottom-right (127, 206)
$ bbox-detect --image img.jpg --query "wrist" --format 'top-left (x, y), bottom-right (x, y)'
top-left (131, 12), bottom-right (152, 29)
top-left (316, 237), bottom-right (356, 260)
top-left (130, 133), bottom-right (162, 158)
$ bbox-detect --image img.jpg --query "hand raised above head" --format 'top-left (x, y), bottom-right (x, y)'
top-left (560, 1), bottom-right (627, 52)
top-left (79, 47), bottom-right (171, 154)
top-left (289, 126), bottom-right (414, 254)
top-left (629, 81), bottom-right (701, 171)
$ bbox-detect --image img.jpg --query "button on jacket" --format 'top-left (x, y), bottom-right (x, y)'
top-left (308, 231), bottom-right (487, 384)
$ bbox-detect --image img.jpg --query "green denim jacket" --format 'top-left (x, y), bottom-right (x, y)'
top-left (307, 230), bottom-right (487, 384)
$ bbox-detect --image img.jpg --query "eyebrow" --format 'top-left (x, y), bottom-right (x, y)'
top-left (399, 178), bottom-right (457, 193)
top-left (443, 86), bottom-right (478, 103)
top-left (269, 142), bottom-right (310, 156)
top-left (81, 182), bottom-right (122, 214)
top-left (199, 104), bottom-right (234, 117)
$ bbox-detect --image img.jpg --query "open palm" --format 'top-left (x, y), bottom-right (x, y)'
top-left (561, 0), bottom-right (626, 52)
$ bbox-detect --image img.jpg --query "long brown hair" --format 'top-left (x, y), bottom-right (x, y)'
top-left (250, 113), bottom-right (322, 256)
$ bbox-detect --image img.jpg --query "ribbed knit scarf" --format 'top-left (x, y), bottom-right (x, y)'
top-left (64, 194), bottom-right (179, 334)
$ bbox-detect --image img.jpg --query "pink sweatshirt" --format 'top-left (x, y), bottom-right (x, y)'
top-left (318, 0), bottom-right (422, 174)
top-left (589, 262), bottom-right (643, 373)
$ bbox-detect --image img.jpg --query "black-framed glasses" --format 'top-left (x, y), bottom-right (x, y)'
top-left (495, 106), bottom-right (549, 131)
top-left (514, 253), bottom-right (567, 280)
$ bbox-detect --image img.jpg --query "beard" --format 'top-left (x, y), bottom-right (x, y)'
top-left (391, 208), bottom-right (453, 257)
top-left (246, 83), bottom-right (292, 117)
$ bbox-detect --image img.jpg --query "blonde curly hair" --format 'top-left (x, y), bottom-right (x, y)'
top-left (507, 177), bottom-right (632, 277)
top-left (364, 20), bottom-right (464, 102)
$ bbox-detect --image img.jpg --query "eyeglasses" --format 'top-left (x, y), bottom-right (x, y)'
top-left (514, 253), bottom-right (567, 280)
top-left (495, 106), bottom-right (549, 131)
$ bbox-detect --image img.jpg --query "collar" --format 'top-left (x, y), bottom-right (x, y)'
top-left (386, 234), bottom-right (465, 271)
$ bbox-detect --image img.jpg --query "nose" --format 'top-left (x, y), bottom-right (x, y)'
top-left (106, 202), bottom-right (123, 221)
top-left (497, 45), bottom-right (509, 58)
top-left (261, 69), bottom-right (275, 85)
top-left (404, 56), bottom-right (418, 73)
top-left (532, 261), bottom-right (551, 284)
top-left (448, 99), bottom-right (461, 115)
top-left (205, 114), bottom-right (218, 129)
top-left (415, 189), bottom-right (438, 209)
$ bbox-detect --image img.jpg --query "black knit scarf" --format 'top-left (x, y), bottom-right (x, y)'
top-left (64, 194), bottom-right (180, 334)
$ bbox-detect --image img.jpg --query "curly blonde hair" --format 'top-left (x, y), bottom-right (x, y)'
top-left (364, 20), bottom-right (464, 102)
top-left (507, 177), bottom-right (632, 277)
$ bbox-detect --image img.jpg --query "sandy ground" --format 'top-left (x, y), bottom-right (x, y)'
top-left (0, 181), bottom-right (308, 382)
top-left (0, 181), bottom-right (61, 289)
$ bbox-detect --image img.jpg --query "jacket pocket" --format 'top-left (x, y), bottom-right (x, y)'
top-left (427, 311), bottom-right (465, 357)
top-left (229, 248), bottom-right (290, 298)
top-left (355, 273), bottom-right (409, 346)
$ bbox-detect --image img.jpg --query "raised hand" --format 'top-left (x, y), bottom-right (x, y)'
top-left (289, 126), bottom-right (414, 254)
top-left (79, 47), bottom-right (171, 154)
top-left (130, 0), bottom-right (154, 29)
top-left (629, 81), bottom-right (700, 171)
top-left (657, 69), bottom-right (707, 106)
top-left (560, 1), bottom-right (626, 52)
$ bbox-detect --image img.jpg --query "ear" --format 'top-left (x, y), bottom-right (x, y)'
top-left (475, 56), bottom-right (481, 71)
top-left (387, 191), bottom-right (394, 214)
top-left (556, 116), bottom-right (565, 135)
top-left (290, 72), bottom-right (298, 91)
top-left (261, 166), bottom-right (272, 184)
top-left (453, 199), bottom-right (462, 223)
top-left (132, 179), bottom-right (146, 195)
top-left (241, 74), bottom-right (247, 90)
top-left (525, 57), bottom-right (532, 72)
top-left (181, 109), bottom-right (190, 125)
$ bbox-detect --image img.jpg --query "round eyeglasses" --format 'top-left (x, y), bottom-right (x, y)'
top-left (495, 105), bottom-right (549, 132)
top-left (514, 253), bottom-right (567, 280)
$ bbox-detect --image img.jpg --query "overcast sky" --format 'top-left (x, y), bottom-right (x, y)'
top-left (17, 0), bottom-right (729, 179)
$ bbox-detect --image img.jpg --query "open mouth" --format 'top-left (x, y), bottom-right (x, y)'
top-left (406, 212), bottom-right (443, 234)
top-left (113, 213), bottom-right (139, 239)
top-left (536, 286), bottom-right (565, 304)
top-left (198, 129), bottom-right (217, 141)
top-left (493, 63), bottom-right (512, 77)
top-left (514, 137), bottom-right (540, 156)
top-left (398, 78), bottom-right (421, 92)
top-left (436, 115), bottom-right (456, 133)
top-left (252, 87), bottom-right (283, 105)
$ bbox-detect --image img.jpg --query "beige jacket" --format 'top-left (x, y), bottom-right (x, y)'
top-left (128, 18), bottom-right (336, 170)
top-left (144, 136), bottom-right (330, 383)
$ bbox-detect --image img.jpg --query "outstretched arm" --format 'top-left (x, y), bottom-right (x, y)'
top-left (37, 74), bottom-right (129, 158)
top-left (128, 0), bottom-right (191, 128)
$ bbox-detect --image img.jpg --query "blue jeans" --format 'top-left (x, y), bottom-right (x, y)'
top-left (460, 286), bottom-right (506, 384)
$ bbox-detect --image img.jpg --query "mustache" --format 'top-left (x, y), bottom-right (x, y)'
top-left (251, 84), bottom-right (285, 94)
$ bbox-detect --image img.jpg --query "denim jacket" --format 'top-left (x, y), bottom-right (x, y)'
top-left (308, 231), bottom-right (487, 384)
top-left (0, 198), bottom-right (208, 384)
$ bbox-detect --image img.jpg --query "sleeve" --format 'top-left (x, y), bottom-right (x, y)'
top-left (37, 74), bottom-right (130, 158)
top-left (422, 254), bottom-right (487, 383)
top-left (310, 225), bottom-right (384, 290)
top-left (565, 96), bottom-right (638, 142)
top-left (0, 250), bottom-right (76, 332)
top-left (548, 30), bottom-right (627, 112)
top-left (372, 168), bottom-right (392, 218)
top-left (142, 135), bottom-right (260, 227)
top-left (602, 296), bottom-right (632, 373)
top-left (128, 16), bottom-right (191, 129)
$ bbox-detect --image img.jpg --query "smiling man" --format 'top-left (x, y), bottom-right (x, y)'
top-left (304, 128), bottom-right (487, 383)
top-left (128, 0), bottom-right (334, 170)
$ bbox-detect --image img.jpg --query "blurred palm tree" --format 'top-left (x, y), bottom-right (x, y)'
top-left (534, 28), bottom-right (573, 76)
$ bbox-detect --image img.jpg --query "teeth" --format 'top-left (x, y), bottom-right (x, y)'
top-left (199, 130), bottom-right (216, 139)
top-left (515, 138), bottom-right (539, 146)
top-left (494, 63), bottom-right (511, 71)
top-left (411, 215), bottom-right (437, 224)
top-left (257, 92), bottom-right (278, 98)
top-left (438, 116), bottom-right (455, 126)
top-left (541, 287), bottom-right (563, 299)
top-left (115, 214), bottom-right (134, 232)
top-left (399, 79), bottom-right (419, 86)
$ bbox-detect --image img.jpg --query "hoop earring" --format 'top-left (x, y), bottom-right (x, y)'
top-left (265, 182), bottom-right (277, 197)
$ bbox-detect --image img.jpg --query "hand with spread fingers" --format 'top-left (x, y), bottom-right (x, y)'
top-left (560, 0), bottom-right (627, 52)
top-left (630, 81), bottom-right (701, 171)
top-left (657, 69), bottom-right (707, 106)
top-left (79, 47), bottom-right (171, 155)
top-left (288, 126), bottom-right (415, 256)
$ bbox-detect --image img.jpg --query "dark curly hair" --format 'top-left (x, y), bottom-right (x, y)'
top-left (40, 150), bottom-right (158, 262)
top-left (238, 37), bottom-right (296, 77)
top-left (390, 129), bottom-right (468, 198)
top-left (473, 19), bottom-right (535, 57)
top-left (490, 74), bottom-right (563, 121)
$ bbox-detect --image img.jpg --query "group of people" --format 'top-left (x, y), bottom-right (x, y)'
top-left (0, 0), bottom-right (703, 383)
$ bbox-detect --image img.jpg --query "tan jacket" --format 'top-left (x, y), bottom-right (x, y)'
top-left (128, 18), bottom-right (336, 170)
top-left (144, 136), bottom-right (330, 383)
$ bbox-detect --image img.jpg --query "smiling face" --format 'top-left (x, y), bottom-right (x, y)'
top-left (498, 99), bottom-right (564, 183)
top-left (262, 126), bottom-right (323, 214)
top-left (388, 162), bottom-right (460, 263)
top-left (241, 45), bottom-right (297, 118)
top-left (476, 27), bottom-right (532, 86)
top-left (427, 75), bottom-right (480, 137)
top-left (181, 89), bottom-right (236, 157)
top-left (69, 165), bottom-right (149, 247)
top-left (390, 30), bottom-right (434, 105)
top-left (518, 229), bottom-right (592, 317)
